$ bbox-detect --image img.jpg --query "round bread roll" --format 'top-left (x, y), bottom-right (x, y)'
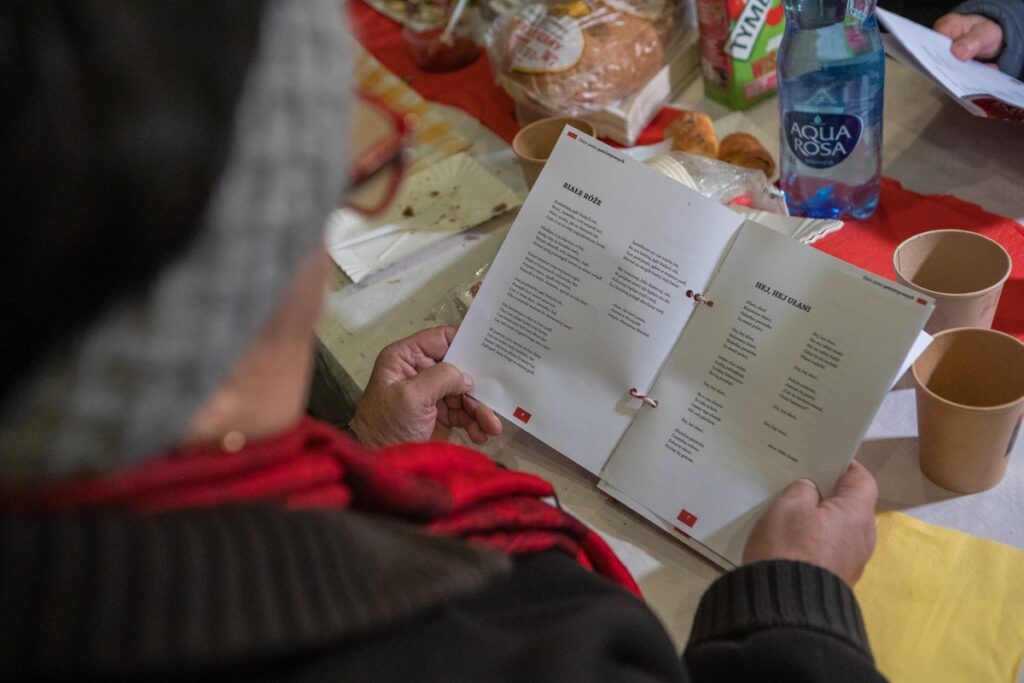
top-left (502, 2), bottom-right (667, 108)
top-left (717, 132), bottom-right (776, 178)
top-left (666, 111), bottom-right (718, 158)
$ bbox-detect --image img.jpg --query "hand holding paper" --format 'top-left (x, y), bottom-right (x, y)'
top-left (743, 462), bottom-right (879, 586)
top-left (351, 326), bottom-right (503, 447)
top-left (877, 7), bottom-right (1024, 121)
top-left (933, 12), bottom-right (1004, 63)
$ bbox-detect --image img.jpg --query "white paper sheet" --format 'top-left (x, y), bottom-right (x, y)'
top-left (732, 208), bottom-right (845, 244)
top-left (326, 153), bottom-right (522, 283)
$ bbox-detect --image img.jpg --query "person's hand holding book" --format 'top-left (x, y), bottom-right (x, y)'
top-left (934, 12), bottom-right (1003, 65)
top-left (742, 462), bottom-right (879, 586)
top-left (350, 326), bottom-right (503, 447)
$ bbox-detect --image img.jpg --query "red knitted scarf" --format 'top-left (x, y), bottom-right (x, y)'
top-left (3, 417), bottom-right (641, 597)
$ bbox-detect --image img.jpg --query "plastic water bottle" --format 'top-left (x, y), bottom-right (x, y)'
top-left (778, 0), bottom-right (884, 219)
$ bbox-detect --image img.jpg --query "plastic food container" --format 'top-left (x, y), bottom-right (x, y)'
top-left (404, 8), bottom-right (482, 72)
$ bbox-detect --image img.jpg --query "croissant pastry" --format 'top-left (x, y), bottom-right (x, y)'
top-left (717, 132), bottom-right (775, 178)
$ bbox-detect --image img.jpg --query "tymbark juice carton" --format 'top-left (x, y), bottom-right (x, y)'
top-left (697, 0), bottom-right (785, 110)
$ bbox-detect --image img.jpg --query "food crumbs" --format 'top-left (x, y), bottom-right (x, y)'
top-left (493, 203), bottom-right (507, 212)
top-left (402, 206), bottom-right (415, 217)
top-left (429, 191), bottom-right (440, 197)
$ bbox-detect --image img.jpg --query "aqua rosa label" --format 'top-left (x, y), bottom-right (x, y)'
top-left (784, 112), bottom-right (862, 169)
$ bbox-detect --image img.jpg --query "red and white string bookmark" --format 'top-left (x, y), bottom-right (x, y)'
top-left (629, 387), bottom-right (659, 408)
top-left (685, 289), bottom-right (714, 307)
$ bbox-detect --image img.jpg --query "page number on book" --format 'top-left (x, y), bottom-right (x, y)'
top-left (513, 406), bottom-right (532, 423)
top-left (677, 509), bottom-right (698, 527)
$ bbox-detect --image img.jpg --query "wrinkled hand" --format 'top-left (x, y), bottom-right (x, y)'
top-left (934, 13), bottom-right (1004, 63)
top-left (350, 326), bottom-right (503, 448)
top-left (743, 461), bottom-right (878, 586)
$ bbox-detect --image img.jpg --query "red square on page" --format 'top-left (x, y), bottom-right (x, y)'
top-left (677, 509), bottom-right (698, 528)
top-left (567, 131), bottom-right (578, 139)
top-left (513, 407), bottom-right (532, 423)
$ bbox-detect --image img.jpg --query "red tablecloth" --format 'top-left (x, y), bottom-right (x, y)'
top-left (815, 180), bottom-right (1024, 340)
top-left (348, 0), bottom-right (688, 146)
top-left (350, 0), bottom-right (1024, 341)
top-left (350, 0), bottom-right (520, 143)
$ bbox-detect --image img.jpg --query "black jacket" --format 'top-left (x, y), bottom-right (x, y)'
top-left (1, 505), bottom-right (884, 681)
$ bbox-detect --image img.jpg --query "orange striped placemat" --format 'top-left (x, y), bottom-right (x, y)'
top-left (355, 47), bottom-right (471, 173)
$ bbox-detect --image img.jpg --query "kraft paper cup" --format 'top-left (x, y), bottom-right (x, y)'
top-left (893, 229), bottom-right (1011, 334)
top-left (912, 328), bottom-right (1024, 493)
top-left (512, 116), bottom-right (596, 190)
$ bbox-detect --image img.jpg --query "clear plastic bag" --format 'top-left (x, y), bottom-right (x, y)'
top-left (486, 0), bottom-right (689, 118)
top-left (645, 151), bottom-right (788, 213)
top-left (428, 263), bottom-right (491, 326)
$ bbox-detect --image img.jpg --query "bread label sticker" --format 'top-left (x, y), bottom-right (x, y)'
top-left (508, 4), bottom-right (585, 74)
top-left (784, 112), bottom-right (863, 169)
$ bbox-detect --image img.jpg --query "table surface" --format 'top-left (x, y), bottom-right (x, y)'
top-left (317, 58), bottom-right (1024, 648)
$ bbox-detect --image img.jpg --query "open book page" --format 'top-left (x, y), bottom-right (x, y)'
top-left (446, 128), bottom-right (745, 474)
top-left (600, 222), bottom-right (933, 564)
top-left (598, 325), bottom-right (931, 570)
top-left (877, 8), bottom-right (1024, 119)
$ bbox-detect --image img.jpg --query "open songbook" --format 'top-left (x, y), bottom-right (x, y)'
top-left (446, 128), bottom-right (933, 568)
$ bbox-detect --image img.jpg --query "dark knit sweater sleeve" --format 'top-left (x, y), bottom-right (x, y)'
top-left (0, 506), bottom-right (508, 679)
top-left (683, 560), bottom-right (885, 682)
